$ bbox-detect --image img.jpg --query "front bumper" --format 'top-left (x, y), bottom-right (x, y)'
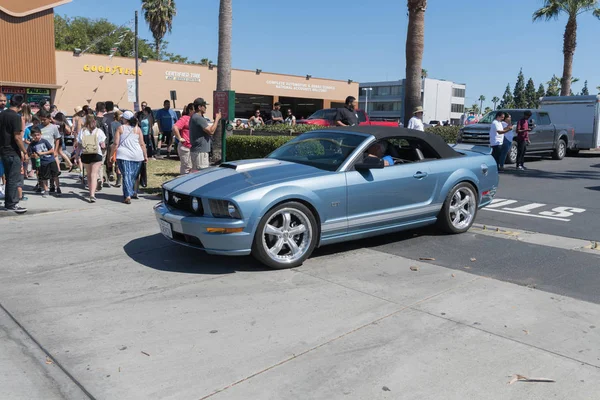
top-left (153, 202), bottom-right (253, 256)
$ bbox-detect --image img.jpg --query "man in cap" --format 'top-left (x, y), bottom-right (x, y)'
top-left (189, 98), bottom-right (221, 171)
top-left (407, 106), bottom-right (425, 132)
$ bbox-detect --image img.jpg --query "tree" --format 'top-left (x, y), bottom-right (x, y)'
top-left (513, 69), bottom-right (527, 108)
top-left (484, 107), bottom-right (492, 115)
top-left (491, 96), bottom-right (500, 110)
top-left (471, 104), bottom-right (480, 114)
top-left (581, 80), bottom-right (589, 95)
top-left (500, 84), bottom-right (514, 108)
top-left (533, 1), bottom-right (600, 96)
top-left (421, 68), bottom-right (428, 78)
top-left (141, 0), bottom-right (177, 60)
top-left (525, 78), bottom-right (537, 108)
top-left (478, 95), bottom-right (486, 114)
top-left (404, 0), bottom-right (427, 124)
top-left (597, 85), bottom-right (600, 93)
top-left (546, 75), bottom-right (561, 96)
top-left (536, 83), bottom-right (546, 107)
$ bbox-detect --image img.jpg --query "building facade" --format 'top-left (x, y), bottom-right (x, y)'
top-left (359, 78), bottom-right (466, 125)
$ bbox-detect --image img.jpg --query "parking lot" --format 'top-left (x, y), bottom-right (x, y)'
top-left (2, 154), bottom-right (600, 399)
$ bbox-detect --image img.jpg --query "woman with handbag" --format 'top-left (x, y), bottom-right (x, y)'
top-left (77, 115), bottom-right (106, 203)
top-left (112, 111), bottom-right (147, 204)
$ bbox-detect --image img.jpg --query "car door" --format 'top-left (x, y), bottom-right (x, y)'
top-left (536, 112), bottom-right (555, 150)
top-left (528, 112), bottom-right (547, 151)
top-left (345, 162), bottom-right (438, 233)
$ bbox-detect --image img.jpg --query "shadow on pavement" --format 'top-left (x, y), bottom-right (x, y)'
top-left (500, 168), bottom-right (600, 180)
top-left (124, 233), bottom-right (267, 275)
top-left (586, 186), bottom-right (600, 192)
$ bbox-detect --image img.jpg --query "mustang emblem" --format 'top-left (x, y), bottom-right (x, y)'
top-left (172, 195), bottom-right (181, 203)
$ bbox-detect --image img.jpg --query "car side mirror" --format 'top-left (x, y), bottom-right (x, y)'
top-left (355, 156), bottom-right (385, 171)
top-left (529, 119), bottom-right (536, 129)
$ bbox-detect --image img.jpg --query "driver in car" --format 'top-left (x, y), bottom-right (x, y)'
top-left (366, 143), bottom-right (394, 166)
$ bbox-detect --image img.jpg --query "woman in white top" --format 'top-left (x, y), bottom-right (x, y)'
top-left (77, 115), bottom-right (106, 203)
top-left (112, 111), bottom-right (147, 204)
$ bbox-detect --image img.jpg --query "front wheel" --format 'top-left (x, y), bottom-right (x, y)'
top-left (438, 182), bottom-right (478, 234)
top-left (506, 142), bottom-right (517, 165)
top-left (252, 202), bottom-right (318, 269)
top-left (552, 139), bottom-right (566, 160)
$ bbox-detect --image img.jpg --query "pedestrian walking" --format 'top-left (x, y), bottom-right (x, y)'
top-left (270, 102), bottom-right (284, 124)
top-left (102, 101), bottom-right (117, 181)
top-left (38, 110), bottom-right (63, 195)
top-left (139, 107), bottom-right (156, 157)
top-left (498, 113), bottom-right (515, 171)
top-left (155, 100), bottom-right (178, 157)
top-left (113, 111), bottom-right (147, 204)
top-left (172, 103), bottom-right (194, 174)
top-left (27, 126), bottom-right (59, 199)
top-left (489, 112), bottom-right (513, 166)
top-left (515, 110), bottom-right (532, 170)
top-left (407, 106), bottom-right (425, 131)
top-left (189, 98), bottom-right (221, 172)
top-left (335, 96), bottom-right (359, 127)
top-left (53, 112), bottom-right (74, 171)
top-left (0, 94), bottom-right (27, 213)
top-left (78, 115), bottom-right (106, 203)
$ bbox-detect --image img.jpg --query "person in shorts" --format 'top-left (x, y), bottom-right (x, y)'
top-left (189, 98), bottom-right (221, 171)
top-left (27, 126), bottom-right (59, 198)
top-left (78, 115), bottom-right (106, 203)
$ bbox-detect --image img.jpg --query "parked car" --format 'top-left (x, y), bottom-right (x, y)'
top-left (296, 109), bottom-right (399, 127)
top-left (155, 126), bottom-right (499, 269)
top-left (457, 109), bottom-right (575, 164)
top-left (539, 95), bottom-right (600, 153)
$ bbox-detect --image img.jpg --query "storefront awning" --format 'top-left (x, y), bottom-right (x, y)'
top-left (0, 81), bottom-right (62, 90)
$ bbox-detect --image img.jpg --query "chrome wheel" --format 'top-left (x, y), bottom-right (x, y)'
top-left (558, 141), bottom-right (566, 158)
top-left (449, 186), bottom-right (476, 230)
top-left (508, 143), bottom-right (518, 164)
top-left (262, 208), bottom-right (313, 265)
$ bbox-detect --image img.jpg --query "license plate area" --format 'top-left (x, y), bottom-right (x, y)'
top-left (159, 220), bottom-right (173, 239)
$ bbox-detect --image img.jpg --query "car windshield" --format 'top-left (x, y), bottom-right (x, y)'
top-left (268, 131), bottom-right (366, 171)
top-left (479, 111), bottom-right (528, 124)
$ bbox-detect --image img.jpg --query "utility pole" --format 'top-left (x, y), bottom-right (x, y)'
top-left (134, 10), bottom-right (140, 111)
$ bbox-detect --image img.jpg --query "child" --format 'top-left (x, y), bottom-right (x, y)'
top-left (27, 126), bottom-right (59, 198)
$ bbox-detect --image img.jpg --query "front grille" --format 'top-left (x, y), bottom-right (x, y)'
top-left (172, 231), bottom-right (204, 247)
top-left (165, 190), bottom-right (204, 215)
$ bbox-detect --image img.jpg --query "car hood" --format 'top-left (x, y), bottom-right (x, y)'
top-left (463, 122), bottom-right (491, 133)
top-left (163, 159), bottom-right (329, 198)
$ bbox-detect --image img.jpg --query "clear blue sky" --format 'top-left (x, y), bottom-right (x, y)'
top-left (58, 0), bottom-right (600, 109)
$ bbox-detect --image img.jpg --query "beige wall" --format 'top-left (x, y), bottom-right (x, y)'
top-left (55, 51), bottom-right (358, 116)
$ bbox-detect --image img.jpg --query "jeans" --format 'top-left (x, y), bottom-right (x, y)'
top-left (516, 139), bottom-right (527, 167)
top-left (143, 133), bottom-right (155, 155)
top-left (498, 137), bottom-right (513, 168)
top-left (491, 145), bottom-right (502, 166)
top-left (2, 155), bottom-right (22, 208)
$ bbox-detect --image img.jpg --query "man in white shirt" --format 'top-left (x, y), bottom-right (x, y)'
top-left (407, 106), bottom-right (425, 131)
top-left (489, 112), bottom-right (513, 166)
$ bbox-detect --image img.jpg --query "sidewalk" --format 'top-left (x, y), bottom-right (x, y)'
top-left (0, 197), bottom-right (598, 399)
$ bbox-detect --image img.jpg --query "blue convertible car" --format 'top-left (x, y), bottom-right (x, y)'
top-left (155, 126), bottom-right (498, 269)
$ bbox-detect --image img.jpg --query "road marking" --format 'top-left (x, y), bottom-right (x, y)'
top-left (483, 199), bottom-right (587, 222)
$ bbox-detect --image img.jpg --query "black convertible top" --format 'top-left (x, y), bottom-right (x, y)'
top-left (324, 126), bottom-right (460, 159)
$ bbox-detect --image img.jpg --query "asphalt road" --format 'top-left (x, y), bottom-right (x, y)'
top-left (475, 152), bottom-right (600, 241)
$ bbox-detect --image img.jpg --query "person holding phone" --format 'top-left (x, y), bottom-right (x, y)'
top-left (189, 98), bottom-right (221, 172)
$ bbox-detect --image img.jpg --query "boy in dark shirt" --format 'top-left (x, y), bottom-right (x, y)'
top-left (28, 126), bottom-right (59, 198)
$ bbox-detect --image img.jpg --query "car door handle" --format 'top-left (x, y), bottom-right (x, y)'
top-left (413, 171), bottom-right (428, 179)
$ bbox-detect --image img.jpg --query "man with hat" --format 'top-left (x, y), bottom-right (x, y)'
top-left (189, 98), bottom-right (221, 171)
top-left (408, 106), bottom-right (425, 132)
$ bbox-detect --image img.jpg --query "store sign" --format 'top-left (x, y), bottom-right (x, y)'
top-left (165, 71), bottom-right (201, 83)
top-left (1, 86), bottom-right (26, 94)
top-left (83, 65), bottom-right (142, 76)
top-left (27, 88), bottom-right (50, 95)
top-left (266, 80), bottom-right (336, 93)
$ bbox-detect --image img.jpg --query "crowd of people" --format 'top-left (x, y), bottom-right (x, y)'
top-left (0, 92), bottom-right (223, 214)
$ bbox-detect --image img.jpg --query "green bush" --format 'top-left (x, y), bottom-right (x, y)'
top-left (425, 126), bottom-right (460, 143)
top-left (226, 136), bottom-right (293, 161)
top-left (236, 124), bottom-right (326, 135)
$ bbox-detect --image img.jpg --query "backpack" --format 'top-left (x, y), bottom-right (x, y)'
top-left (82, 129), bottom-right (99, 155)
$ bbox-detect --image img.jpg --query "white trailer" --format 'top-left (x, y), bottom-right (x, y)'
top-left (539, 95), bottom-right (600, 151)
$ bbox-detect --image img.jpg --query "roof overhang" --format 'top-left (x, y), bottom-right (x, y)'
top-left (0, 0), bottom-right (72, 17)
top-left (1, 81), bottom-right (62, 90)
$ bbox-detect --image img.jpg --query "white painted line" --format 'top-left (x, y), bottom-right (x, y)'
top-left (483, 208), bottom-right (570, 222)
top-left (503, 203), bottom-right (546, 213)
top-left (486, 199), bottom-right (518, 208)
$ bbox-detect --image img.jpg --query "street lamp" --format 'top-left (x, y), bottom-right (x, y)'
top-left (362, 87), bottom-right (373, 113)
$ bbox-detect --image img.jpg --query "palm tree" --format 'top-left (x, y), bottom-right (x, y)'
top-left (404, 0), bottom-right (427, 124)
top-left (212, 0), bottom-right (232, 163)
top-left (421, 68), bottom-right (428, 78)
top-left (533, 1), bottom-right (600, 96)
top-left (478, 95), bottom-right (486, 114)
top-left (200, 58), bottom-right (210, 66)
top-left (141, 0), bottom-right (177, 60)
top-left (492, 96), bottom-right (500, 109)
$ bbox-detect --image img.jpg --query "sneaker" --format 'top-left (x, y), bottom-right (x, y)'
top-left (5, 205), bottom-right (27, 214)
top-left (517, 166), bottom-right (525, 170)
top-left (55, 188), bottom-right (62, 196)
top-left (49, 186), bottom-right (55, 193)
top-left (108, 173), bottom-right (115, 182)
top-left (132, 193), bottom-right (139, 199)
top-left (96, 181), bottom-right (103, 191)
top-left (20, 196), bottom-right (28, 201)
top-left (41, 191), bottom-right (48, 198)
top-left (89, 196), bottom-right (96, 203)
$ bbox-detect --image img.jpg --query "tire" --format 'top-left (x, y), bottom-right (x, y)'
top-left (552, 139), bottom-right (566, 160)
top-left (252, 201), bottom-right (318, 269)
top-left (567, 148), bottom-right (580, 156)
top-left (438, 182), bottom-right (478, 234)
top-left (505, 142), bottom-right (517, 165)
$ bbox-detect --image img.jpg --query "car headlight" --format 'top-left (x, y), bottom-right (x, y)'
top-left (210, 199), bottom-right (242, 219)
top-left (192, 197), bottom-right (200, 212)
top-left (163, 188), bottom-right (169, 202)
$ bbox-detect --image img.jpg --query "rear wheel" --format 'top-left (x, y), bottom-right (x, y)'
top-left (252, 202), bottom-right (318, 269)
top-left (506, 142), bottom-right (517, 164)
top-left (552, 139), bottom-right (566, 160)
top-left (438, 182), bottom-right (478, 234)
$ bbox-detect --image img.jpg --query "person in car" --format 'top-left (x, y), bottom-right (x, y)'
top-left (366, 142), bottom-right (394, 166)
